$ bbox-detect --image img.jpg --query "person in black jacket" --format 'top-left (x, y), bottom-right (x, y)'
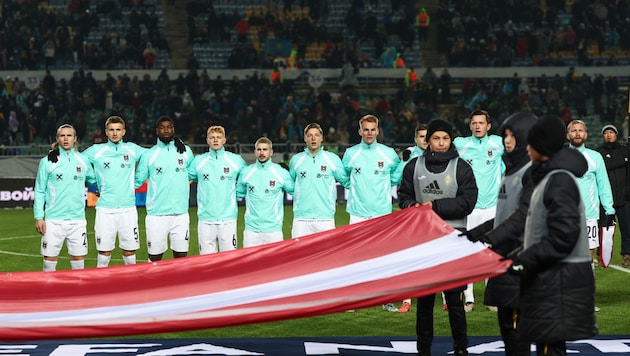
top-left (596, 124), bottom-right (630, 267)
top-left (461, 112), bottom-right (538, 356)
top-left (509, 115), bottom-right (597, 356)
top-left (399, 119), bottom-right (478, 356)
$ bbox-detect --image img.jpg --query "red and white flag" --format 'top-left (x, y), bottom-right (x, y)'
top-left (0, 206), bottom-right (510, 341)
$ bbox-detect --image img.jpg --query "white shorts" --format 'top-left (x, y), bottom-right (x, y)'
top-left (349, 215), bottom-right (373, 224)
top-left (145, 213), bottom-right (190, 255)
top-left (41, 220), bottom-right (88, 257)
top-left (466, 206), bottom-right (497, 230)
top-left (95, 207), bottom-right (140, 252)
top-left (198, 220), bottom-right (237, 254)
top-left (243, 230), bottom-right (283, 248)
top-left (586, 218), bottom-right (600, 249)
top-left (292, 219), bottom-right (335, 238)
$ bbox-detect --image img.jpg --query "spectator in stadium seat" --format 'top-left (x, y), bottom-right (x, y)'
top-left (142, 42), bottom-right (157, 69)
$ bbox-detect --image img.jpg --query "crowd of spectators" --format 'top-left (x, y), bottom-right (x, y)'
top-left (4, 0), bottom-right (630, 72)
top-left (1, 62), bottom-right (628, 158)
top-left (438, 0), bottom-right (630, 67)
top-left (187, 0), bottom-right (630, 70)
top-left (0, 0), bottom-right (168, 71)
top-left (1, 0), bottom-right (630, 157)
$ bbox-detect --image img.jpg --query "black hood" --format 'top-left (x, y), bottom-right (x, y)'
top-left (500, 112), bottom-right (538, 174)
top-left (531, 147), bottom-right (588, 184)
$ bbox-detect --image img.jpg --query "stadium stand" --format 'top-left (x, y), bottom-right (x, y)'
top-left (0, 0), bottom-right (629, 158)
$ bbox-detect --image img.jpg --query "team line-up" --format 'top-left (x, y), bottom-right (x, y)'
top-left (34, 110), bottom-right (625, 356)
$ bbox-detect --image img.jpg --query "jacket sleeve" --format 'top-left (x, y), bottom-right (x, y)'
top-left (594, 153), bottom-right (616, 215)
top-left (515, 172), bottom-right (583, 273)
top-left (236, 166), bottom-right (248, 200)
top-left (340, 150), bottom-right (352, 189)
top-left (188, 156), bottom-right (199, 182)
top-left (432, 159), bottom-right (478, 220)
top-left (398, 158), bottom-right (418, 209)
top-left (281, 165), bottom-right (295, 195)
top-left (389, 151), bottom-right (402, 186)
top-left (33, 158), bottom-right (49, 220)
top-left (597, 146), bottom-right (627, 171)
top-left (486, 168), bottom-right (534, 252)
top-left (134, 150), bottom-right (149, 189)
top-left (331, 154), bottom-right (349, 187)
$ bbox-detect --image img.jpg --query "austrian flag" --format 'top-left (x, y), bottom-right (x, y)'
top-left (0, 206), bottom-right (510, 341)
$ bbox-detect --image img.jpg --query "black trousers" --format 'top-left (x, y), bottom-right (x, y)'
top-left (536, 341), bottom-right (566, 356)
top-left (416, 289), bottom-right (468, 354)
top-left (497, 307), bottom-right (530, 356)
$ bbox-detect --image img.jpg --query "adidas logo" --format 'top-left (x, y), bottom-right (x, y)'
top-left (498, 184), bottom-right (507, 200)
top-left (422, 180), bottom-right (443, 194)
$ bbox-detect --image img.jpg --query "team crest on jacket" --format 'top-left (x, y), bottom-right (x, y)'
top-left (178, 158), bottom-right (184, 166)
top-left (378, 161), bottom-right (384, 168)
top-left (269, 180), bottom-right (276, 187)
top-left (224, 167), bottom-right (230, 174)
top-left (321, 165), bottom-right (327, 172)
top-left (76, 166), bottom-right (82, 173)
top-left (123, 154), bottom-right (129, 162)
top-left (487, 150), bottom-right (493, 157)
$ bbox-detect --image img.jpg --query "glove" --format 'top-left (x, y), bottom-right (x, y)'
top-left (499, 245), bottom-right (524, 261)
top-left (603, 214), bottom-right (616, 227)
top-left (47, 148), bottom-right (59, 163)
top-left (507, 262), bottom-right (527, 276)
top-left (174, 136), bottom-right (186, 154)
top-left (459, 231), bottom-right (492, 248)
top-left (459, 228), bottom-right (490, 244)
top-left (402, 148), bottom-right (412, 161)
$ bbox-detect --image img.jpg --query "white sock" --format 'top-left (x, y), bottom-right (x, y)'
top-left (403, 298), bottom-right (411, 305)
top-left (97, 254), bottom-right (111, 268)
top-left (464, 283), bottom-right (474, 303)
top-left (70, 260), bottom-right (84, 270)
top-left (441, 292), bottom-right (446, 304)
top-left (43, 260), bottom-right (57, 272)
top-left (123, 254), bottom-right (137, 265)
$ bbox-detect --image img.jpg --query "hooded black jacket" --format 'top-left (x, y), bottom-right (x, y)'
top-left (481, 112), bottom-right (537, 308)
top-left (515, 147), bottom-right (598, 343)
top-left (596, 140), bottom-right (629, 206)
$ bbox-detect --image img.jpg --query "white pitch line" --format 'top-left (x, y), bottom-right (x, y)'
top-left (0, 235), bottom-right (40, 241)
top-left (608, 264), bottom-right (630, 273)
top-left (0, 250), bottom-right (43, 258)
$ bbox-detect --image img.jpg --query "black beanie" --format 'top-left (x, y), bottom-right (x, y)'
top-left (426, 119), bottom-right (454, 140)
top-left (527, 115), bottom-right (566, 157)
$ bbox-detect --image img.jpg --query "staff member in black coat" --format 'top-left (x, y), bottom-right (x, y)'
top-left (399, 119), bottom-right (478, 356)
top-left (596, 124), bottom-right (630, 267)
top-left (510, 115), bottom-right (597, 356)
top-left (462, 111), bottom-right (538, 356)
